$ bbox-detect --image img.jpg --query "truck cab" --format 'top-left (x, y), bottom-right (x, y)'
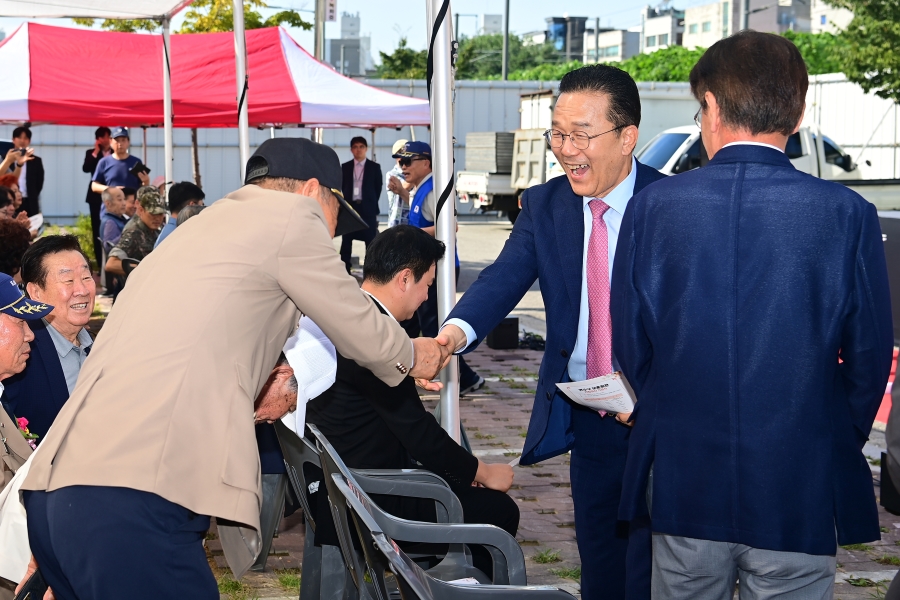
top-left (636, 125), bottom-right (861, 181)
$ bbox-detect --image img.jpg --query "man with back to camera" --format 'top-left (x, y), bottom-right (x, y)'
top-left (339, 136), bottom-right (382, 273)
top-left (91, 127), bottom-right (150, 195)
top-left (154, 181), bottom-right (205, 248)
top-left (611, 31), bottom-right (893, 598)
top-left (439, 65), bottom-right (667, 599)
top-left (99, 188), bottom-right (128, 251)
top-left (17, 137), bottom-right (451, 599)
top-left (11, 127), bottom-right (43, 218)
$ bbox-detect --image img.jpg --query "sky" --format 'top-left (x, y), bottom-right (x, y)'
top-left (0, 0), bottom-right (718, 63)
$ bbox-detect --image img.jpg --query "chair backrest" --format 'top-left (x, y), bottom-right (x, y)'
top-left (333, 472), bottom-right (440, 600)
top-left (273, 420), bottom-right (321, 532)
top-left (121, 257), bottom-right (140, 277)
top-left (308, 424), bottom-right (370, 594)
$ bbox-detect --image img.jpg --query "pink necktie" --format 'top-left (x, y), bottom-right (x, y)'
top-left (586, 199), bottom-right (613, 382)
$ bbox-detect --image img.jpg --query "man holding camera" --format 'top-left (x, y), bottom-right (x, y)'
top-left (11, 126), bottom-right (43, 218)
top-left (91, 127), bottom-right (150, 194)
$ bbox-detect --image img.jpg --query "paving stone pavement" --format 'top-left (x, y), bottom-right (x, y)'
top-left (204, 342), bottom-right (900, 599)
top-left (208, 344), bottom-right (583, 599)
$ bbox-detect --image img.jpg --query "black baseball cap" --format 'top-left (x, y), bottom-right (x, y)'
top-left (244, 138), bottom-right (368, 237)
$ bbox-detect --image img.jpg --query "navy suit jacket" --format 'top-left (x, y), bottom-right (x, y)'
top-left (3, 319), bottom-right (71, 443)
top-left (612, 145), bottom-right (893, 554)
top-left (446, 161), bottom-right (666, 465)
top-left (342, 159), bottom-right (383, 226)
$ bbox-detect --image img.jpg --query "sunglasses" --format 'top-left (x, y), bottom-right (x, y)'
top-left (398, 157), bottom-right (427, 167)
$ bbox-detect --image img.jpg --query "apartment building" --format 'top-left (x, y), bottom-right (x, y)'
top-left (641, 5), bottom-right (685, 53)
top-left (584, 28), bottom-right (640, 63)
top-left (683, 0), bottom-right (735, 49)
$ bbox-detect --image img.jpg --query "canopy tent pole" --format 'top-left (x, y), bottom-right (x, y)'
top-left (370, 128), bottom-right (376, 162)
top-left (427, 0), bottom-right (460, 442)
top-left (162, 16), bottom-right (174, 192)
top-left (233, 0), bottom-right (251, 180)
top-left (312, 0), bottom-right (326, 144)
top-left (142, 126), bottom-right (148, 164)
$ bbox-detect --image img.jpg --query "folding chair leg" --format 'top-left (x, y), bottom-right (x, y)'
top-left (321, 545), bottom-right (358, 600)
top-left (300, 523), bottom-right (321, 600)
top-left (251, 473), bottom-right (287, 572)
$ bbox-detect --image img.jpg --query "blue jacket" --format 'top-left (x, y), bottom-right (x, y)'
top-left (611, 144), bottom-right (893, 554)
top-left (3, 319), bottom-right (71, 443)
top-left (446, 162), bottom-right (666, 465)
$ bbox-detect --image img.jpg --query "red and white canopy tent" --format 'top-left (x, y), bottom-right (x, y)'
top-left (0, 23), bottom-right (430, 128)
top-left (0, 1), bottom-right (430, 183)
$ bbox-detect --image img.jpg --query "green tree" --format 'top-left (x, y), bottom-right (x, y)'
top-left (455, 34), bottom-right (561, 79)
top-left (507, 60), bottom-right (584, 81)
top-left (617, 46), bottom-right (706, 82)
top-left (72, 0), bottom-right (311, 35)
top-left (375, 38), bottom-right (428, 79)
top-left (781, 30), bottom-right (843, 75)
top-left (828, 0), bottom-right (900, 102)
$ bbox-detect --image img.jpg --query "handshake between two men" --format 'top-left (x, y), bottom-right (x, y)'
top-left (409, 333), bottom-right (458, 391)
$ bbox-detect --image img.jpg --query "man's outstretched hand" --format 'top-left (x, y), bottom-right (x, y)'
top-left (409, 336), bottom-right (453, 382)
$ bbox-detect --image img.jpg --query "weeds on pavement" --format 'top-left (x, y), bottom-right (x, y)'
top-left (550, 566), bottom-right (581, 581)
top-left (532, 549), bottom-right (562, 564)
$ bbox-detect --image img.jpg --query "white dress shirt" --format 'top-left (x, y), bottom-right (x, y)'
top-left (445, 156), bottom-right (639, 382)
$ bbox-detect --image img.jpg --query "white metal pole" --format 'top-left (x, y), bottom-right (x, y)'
top-left (501, 0), bottom-right (509, 80)
top-left (428, 0), bottom-right (460, 443)
top-left (740, 0), bottom-right (749, 30)
top-left (233, 0), bottom-right (251, 181)
top-left (312, 0), bottom-right (326, 143)
top-left (162, 17), bottom-right (174, 192)
top-left (142, 126), bottom-right (148, 164)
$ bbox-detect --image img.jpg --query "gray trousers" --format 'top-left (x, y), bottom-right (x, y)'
top-left (652, 534), bottom-right (836, 600)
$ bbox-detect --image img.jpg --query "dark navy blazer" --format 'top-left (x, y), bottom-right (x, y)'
top-left (447, 161), bottom-right (666, 465)
top-left (4, 319), bottom-right (71, 443)
top-left (612, 144), bottom-right (893, 554)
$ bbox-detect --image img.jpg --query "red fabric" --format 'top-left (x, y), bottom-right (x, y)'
top-left (29, 24), bottom-right (164, 125)
top-left (23, 23), bottom-right (301, 128)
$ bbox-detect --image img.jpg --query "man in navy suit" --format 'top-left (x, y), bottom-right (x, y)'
top-left (3, 235), bottom-right (96, 442)
top-left (340, 136), bottom-right (383, 273)
top-left (612, 31), bottom-right (893, 598)
top-left (441, 65), bottom-right (666, 599)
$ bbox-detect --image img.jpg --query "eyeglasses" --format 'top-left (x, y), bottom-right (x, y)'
top-left (693, 107), bottom-right (703, 130)
top-left (543, 125), bottom-right (625, 150)
top-left (398, 157), bottom-right (428, 167)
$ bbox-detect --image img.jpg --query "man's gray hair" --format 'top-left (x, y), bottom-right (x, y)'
top-left (101, 188), bottom-right (116, 205)
top-left (275, 352), bottom-right (298, 393)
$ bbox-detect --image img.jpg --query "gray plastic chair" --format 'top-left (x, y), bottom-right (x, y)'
top-left (308, 424), bottom-right (524, 588)
top-left (333, 473), bottom-right (577, 599)
top-left (277, 422), bottom-right (470, 600)
top-left (275, 420), bottom-right (354, 600)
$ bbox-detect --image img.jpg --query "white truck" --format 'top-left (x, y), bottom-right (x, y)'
top-left (635, 124), bottom-right (900, 210)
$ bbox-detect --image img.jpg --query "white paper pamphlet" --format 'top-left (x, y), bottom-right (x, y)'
top-left (280, 315), bottom-right (337, 436)
top-left (556, 371), bottom-right (637, 414)
top-left (28, 213), bottom-right (42, 233)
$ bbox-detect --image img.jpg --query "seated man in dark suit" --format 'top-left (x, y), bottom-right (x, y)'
top-left (306, 225), bottom-right (518, 573)
top-left (4, 235), bottom-right (96, 442)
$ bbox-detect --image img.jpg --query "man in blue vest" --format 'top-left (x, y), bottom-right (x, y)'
top-left (440, 65), bottom-right (667, 599)
top-left (390, 142), bottom-right (484, 395)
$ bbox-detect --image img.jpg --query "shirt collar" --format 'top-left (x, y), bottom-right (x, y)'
top-left (582, 155), bottom-right (638, 214)
top-left (44, 318), bottom-right (93, 358)
top-left (722, 141), bottom-right (785, 153)
top-left (354, 158), bottom-right (366, 166)
top-left (362, 290), bottom-right (397, 322)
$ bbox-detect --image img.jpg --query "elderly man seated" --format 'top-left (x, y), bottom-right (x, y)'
top-left (99, 187), bottom-right (128, 251)
top-left (304, 225), bottom-right (519, 576)
top-left (0, 272), bottom-right (54, 598)
top-left (104, 186), bottom-right (166, 276)
top-left (4, 235), bottom-right (96, 443)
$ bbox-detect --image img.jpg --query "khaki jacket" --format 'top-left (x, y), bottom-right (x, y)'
top-left (22, 186), bottom-right (413, 576)
top-left (1, 403), bottom-right (32, 492)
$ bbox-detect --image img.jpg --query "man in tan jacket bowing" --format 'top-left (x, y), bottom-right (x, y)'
top-left (17, 138), bottom-right (451, 600)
